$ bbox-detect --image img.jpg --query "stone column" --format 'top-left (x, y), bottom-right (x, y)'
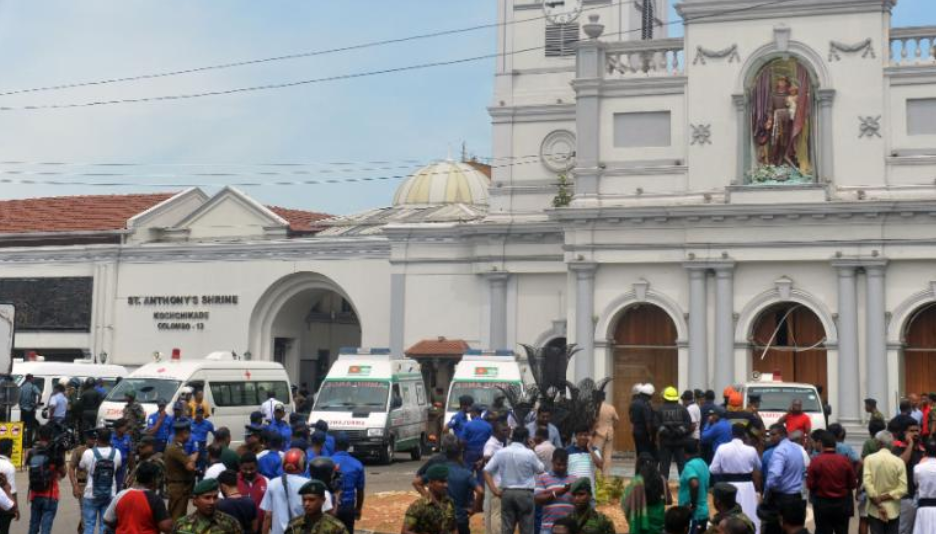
top-left (572, 36), bottom-right (605, 199)
top-left (484, 272), bottom-right (511, 349)
top-left (834, 263), bottom-right (860, 423)
top-left (570, 263), bottom-right (598, 381)
top-left (686, 265), bottom-right (708, 388)
top-left (732, 94), bottom-right (747, 185)
top-left (865, 261), bottom-right (889, 414)
top-left (389, 273), bottom-right (406, 356)
top-left (817, 89), bottom-right (836, 182)
top-left (713, 263), bottom-right (736, 389)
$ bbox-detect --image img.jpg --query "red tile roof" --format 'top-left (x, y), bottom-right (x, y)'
top-left (0, 193), bottom-right (331, 235)
top-left (406, 337), bottom-right (471, 358)
top-left (268, 205), bottom-right (331, 233)
top-left (0, 193), bottom-right (175, 234)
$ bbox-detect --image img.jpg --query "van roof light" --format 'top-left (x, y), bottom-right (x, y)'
top-left (171, 348), bottom-right (181, 361)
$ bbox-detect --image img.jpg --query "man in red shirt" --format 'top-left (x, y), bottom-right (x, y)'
top-left (807, 430), bottom-right (856, 534)
top-left (779, 399), bottom-right (811, 443)
top-left (26, 425), bottom-right (66, 534)
top-left (237, 453), bottom-right (267, 525)
top-left (102, 461), bottom-right (172, 534)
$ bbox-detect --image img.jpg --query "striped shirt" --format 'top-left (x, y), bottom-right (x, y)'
top-left (566, 445), bottom-right (600, 495)
top-left (534, 471), bottom-right (578, 532)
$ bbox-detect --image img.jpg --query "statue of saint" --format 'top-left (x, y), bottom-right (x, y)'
top-left (750, 59), bottom-right (813, 181)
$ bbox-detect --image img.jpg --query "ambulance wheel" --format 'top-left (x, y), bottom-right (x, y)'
top-left (410, 435), bottom-right (425, 461)
top-left (379, 439), bottom-right (395, 465)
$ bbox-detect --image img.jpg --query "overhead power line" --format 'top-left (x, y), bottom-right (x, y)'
top-left (0, 0), bottom-right (800, 112)
top-left (0, 0), bottom-right (638, 98)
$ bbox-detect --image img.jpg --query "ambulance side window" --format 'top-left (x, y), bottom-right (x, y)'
top-left (415, 383), bottom-right (426, 406)
top-left (391, 384), bottom-right (403, 409)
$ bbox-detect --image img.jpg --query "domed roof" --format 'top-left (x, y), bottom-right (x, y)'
top-left (392, 160), bottom-right (489, 207)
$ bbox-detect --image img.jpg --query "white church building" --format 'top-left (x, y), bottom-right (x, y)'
top-left (2, 0), bottom-right (936, 452)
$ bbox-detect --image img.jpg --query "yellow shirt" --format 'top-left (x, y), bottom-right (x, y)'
top-left (189, 399), bottom-right (211, 418)
top-left (863, 448), bottom-right (908, 521)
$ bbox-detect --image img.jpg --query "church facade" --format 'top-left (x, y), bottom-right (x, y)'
top-left (2, 0), bottom-right (936, 451)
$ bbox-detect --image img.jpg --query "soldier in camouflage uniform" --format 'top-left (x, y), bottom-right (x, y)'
top-left (705, 483), bottom-right (755, 534)
top-left (568, 478), bottom-right (616, 534)
top-left (126, 436), bottom-right (166, 497)
top-left (402, 464), bottom-right (457, 534)
top-left (285, 479), bottom-right (349, 534)
top-left (172, 478), bottom-right (244, 534)
top-left (123, 389), bottom-right (147, 446)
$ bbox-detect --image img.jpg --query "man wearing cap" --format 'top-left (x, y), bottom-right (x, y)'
top-left (567, 478), bottom-right (614, 534)
top-left (166, 420), bottom-right (200, 520)
top-left (331, 434), bottom-right (365, 534)
top-left (705, 483), bottom-right (755, 534)
top-left (313, 421), bottom-right (336, 456)
top-left (447, 396), bottom-right (474, 437)
top-left (174, 478), bottom-right (243, 534)
top-left (168, 401), bottom-right (191, 446)
top-left (709, 425), bottom-right (762, 534)
top-left (701, 407), bottom-right (732, 455)
top-left (267, 404), bottom-right (293, 449)
top-left (126, 436), bottom-right (165, 496)
top-left (146, 399), bottom-right (174, 453)
top-left (261, 392), bottom-right (280, 425)
top-left (403, 464), bottom-right (457, 534)
top-left (122, 390), bottom-right (146, 447)
top-left (190, 406), bottom-right (216, 476)
top-left (591, 391), bottom-right (619, 478)
top-left (285, 480), bottom-right (348, 534)
top-left (239, 425), bottom-right (265, 457)
top-left (459, 405), bottom-right (492, 474)
top-left (658, 386), bottom-right (692, 480)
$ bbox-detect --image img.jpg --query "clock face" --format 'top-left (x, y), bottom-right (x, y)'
top-left (543, 0), bottom-right (583, 25)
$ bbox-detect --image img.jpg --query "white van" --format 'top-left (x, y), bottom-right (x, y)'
top-left (444, 350), bottom-right (524, 429)
top-left (740, 372), bottom-right (827, 431)
top-left (97, 351), bottom-right (292, 444)
top-left (11, 359), bottom-right (128, 425)
top-left (309, 348), bottom-right (428, 464)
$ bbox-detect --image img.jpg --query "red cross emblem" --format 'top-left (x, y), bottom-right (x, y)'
top-left (244, 370), bottom-right (252, 380)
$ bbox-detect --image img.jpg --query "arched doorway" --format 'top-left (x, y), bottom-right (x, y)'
top-left (612, 304), bottom-right (678, 453)
top-left (750, 303), bottom-right (828, 401)
top-left (904, 303), bottom-right (936, 395)
top-left (249, 273), bottom-right (362, 392)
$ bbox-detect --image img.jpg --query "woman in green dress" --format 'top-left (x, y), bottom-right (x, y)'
top-left (621, 453), bottom-right (667, 534)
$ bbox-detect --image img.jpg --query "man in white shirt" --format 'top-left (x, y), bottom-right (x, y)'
top-left (484, 427), bottom-right (546, 534)
top-left (260, 449), bottom-right (332, 534)
top-left (79, 427), bottom-right (122, 534)
top-left (683, 390), bottom-right (702, 442)
top-left (0, 440), bottom-right (17, 534)
top-left (203, 444), bottom-right (227, 481)
top-left (47, 383), bottom-right (68, 424)
top-left (260, 392), bottom-right (280, 424)
top-left (483, 420), bottom-right (508, 534)
top-left (710, 424), bottom-right (762, 534)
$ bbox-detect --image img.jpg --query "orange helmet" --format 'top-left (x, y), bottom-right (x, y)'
top-left (723, 386), bottom-right (737, 398)
top-left (728, 392), bottom-right (743, 407)
top-left (283, 448), bottom-right (305, 473)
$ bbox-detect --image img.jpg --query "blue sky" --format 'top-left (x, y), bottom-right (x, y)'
top-left (0, 0), bottom-right (931, 215)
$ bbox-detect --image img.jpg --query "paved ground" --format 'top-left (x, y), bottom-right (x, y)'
top-left (9, 453), bottom-right (858, 534)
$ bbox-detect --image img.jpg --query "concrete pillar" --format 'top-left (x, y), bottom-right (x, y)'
top-left (732, 94), bottom-right (747, 184)
top-left (865, 261), bottom-right (889, 414)
top-left (572, 38), bottom-right (605, 199)
top-left (686, 266), bottom-right (708, 388)
top-left (834, 263), bottom-right (860, 423)
top-left (713, 264), bottom-right (735, 389)
top-left (817, 89), bottom-right (836, 182)
top-left (389, 273), bottom-right (406, 356)
top-left (484, 272), bottom-right (511, 349)
top-left (570, 263), bottom-right (598, 381)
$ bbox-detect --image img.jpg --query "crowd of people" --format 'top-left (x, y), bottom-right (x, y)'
top-left (8, 378), bottom-right (361, 534)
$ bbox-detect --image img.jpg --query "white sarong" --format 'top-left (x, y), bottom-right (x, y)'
top-left (730, 481), bottom-right (761, 534)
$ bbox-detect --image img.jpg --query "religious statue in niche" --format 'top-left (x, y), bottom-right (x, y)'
top-left (748, 58), bottom-right (814, 184)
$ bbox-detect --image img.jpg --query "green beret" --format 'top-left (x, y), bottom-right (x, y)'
top-left (712, 482), bottom-right (738, 501)
top-left (426, 464), bottom-right (449, 482)
top-left (570, 478), bottom-right (592, 494)
top-left (298, 479), bottom-right (328, 496)
top-left (193, 478), bottom-right (219, 496)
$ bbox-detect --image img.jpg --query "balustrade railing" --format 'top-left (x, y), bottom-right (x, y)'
top-left (605, 38), bottom-right (685, 77)
top-left (890, 26), bottom-right (936, 66)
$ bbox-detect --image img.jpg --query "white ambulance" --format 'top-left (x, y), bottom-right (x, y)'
top-left (11, 358), bottom-right (128, 425)
top-left (444, 350), bottom-right (524, 430)
top-left (97, 349), bottom-right (292, 443)
top-left (309, 348), bottom-right (429, 464)
top-left (740, 371), bottom-right (827, 431)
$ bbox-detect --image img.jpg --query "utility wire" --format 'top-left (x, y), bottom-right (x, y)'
top-left (0, 0), bottom-right (801, 112)
top-left (0, 0), bottom-right (639, 98)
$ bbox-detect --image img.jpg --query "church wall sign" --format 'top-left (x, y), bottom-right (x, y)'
top-left (126, 294), bottom-right (239, 332)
